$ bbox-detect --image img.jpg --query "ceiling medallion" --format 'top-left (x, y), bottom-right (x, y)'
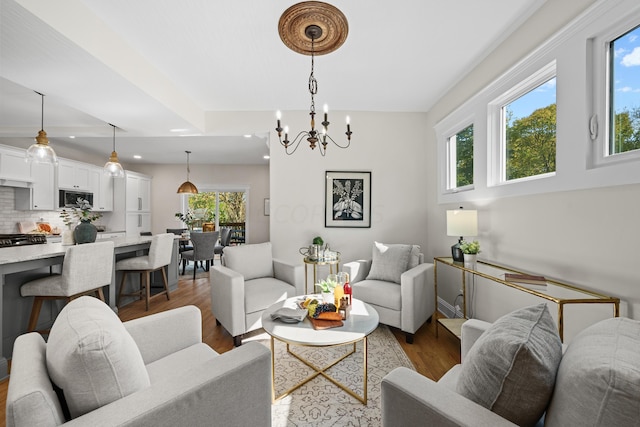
top-left (278, 1), bottom-right (348, 56)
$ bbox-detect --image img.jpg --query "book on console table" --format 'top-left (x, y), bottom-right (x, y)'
top-left (504, 273), bottom-right (548, 289)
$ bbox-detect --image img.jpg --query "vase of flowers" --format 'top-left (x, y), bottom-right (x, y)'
top-left (60, 198), bottom-right (102, 244)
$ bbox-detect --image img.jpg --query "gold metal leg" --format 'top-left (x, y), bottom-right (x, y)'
top-left (270, 337), bottom-right (368, 404)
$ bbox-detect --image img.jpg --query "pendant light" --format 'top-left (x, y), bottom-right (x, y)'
top-left (103, 123), bottom-right (125, 178)
top-left (177, 150), bottom-right (198, 194)
top-left (26, 91), bottom-right (58, 165)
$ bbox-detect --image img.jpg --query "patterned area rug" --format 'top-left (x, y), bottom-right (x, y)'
top-left (244, 325), bottom-right (414, 426)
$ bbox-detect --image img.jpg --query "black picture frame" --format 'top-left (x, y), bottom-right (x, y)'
top-left (325, 171), bottom-right (371, 228)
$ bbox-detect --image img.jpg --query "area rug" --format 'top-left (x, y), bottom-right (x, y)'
top-left (244, 325), bottom-right (414, 426)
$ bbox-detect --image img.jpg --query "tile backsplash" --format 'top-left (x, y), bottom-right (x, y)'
top-left (0, 187), bottom-right (109, 233)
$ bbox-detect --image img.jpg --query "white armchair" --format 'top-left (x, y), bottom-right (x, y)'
top-left (343, 242), bottom-right (435, 343)
top-left (210, 242), bottom-right (303, 346)
top-left (6, 296), bottom-right (272, 427)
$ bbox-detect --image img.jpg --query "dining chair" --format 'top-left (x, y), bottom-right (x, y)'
top-left (181, 231), bottom-right (219, 280)
top-left (214, 227), bottom-right (232, 262)
top-left (167, 228), bottom-right (193, 271)
top-left (20, 240), bottom-right (115, 332)
top-left (116, 233), bottom-right (174, 310)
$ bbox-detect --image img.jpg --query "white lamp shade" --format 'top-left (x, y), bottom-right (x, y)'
top-left (447, 210), bottom-right (478, 237)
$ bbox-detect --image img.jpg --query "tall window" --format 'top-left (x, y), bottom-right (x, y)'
top-left (609, 24), bottom-right (640, 156)
top-left (503, 77), bottom-right (556, 181)
top-left (446, 124), bottom-right (474, 190)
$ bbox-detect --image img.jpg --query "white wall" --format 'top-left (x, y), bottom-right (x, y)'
top-left (269, 111), bottom-right (430, 265)
top-left (131, 163), bottom-right (270, 243)
top-left (425, 0), bottom-right (640, 337)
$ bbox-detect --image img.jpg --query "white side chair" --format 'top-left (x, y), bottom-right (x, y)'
top-left (116, 233), bottom-right (174, 310)
top-left (20, 240), bottom-right (115, 332)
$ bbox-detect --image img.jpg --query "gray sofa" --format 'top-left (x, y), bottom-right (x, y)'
top-left (382, 306), bottom-right (640, 427)
top-left (6, 296), bottom-right (272, 427)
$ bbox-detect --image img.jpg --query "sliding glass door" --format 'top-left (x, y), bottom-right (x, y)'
top-left (180, 188), bottom-right (248, 243)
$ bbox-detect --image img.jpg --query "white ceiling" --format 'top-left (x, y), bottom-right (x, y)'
top-left (0, 0), bottom-right (544, 164)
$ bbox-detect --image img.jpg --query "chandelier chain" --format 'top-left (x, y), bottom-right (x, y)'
top-left (308, 37), bottom-right (317, 115)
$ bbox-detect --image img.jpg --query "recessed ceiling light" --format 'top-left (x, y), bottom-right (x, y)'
top-left (263, 155), bottom-right (270, 159)
top-left (133, 155), bottom-right (142, 159)
top-left (244, 134), bottom-right (252, 138)
top-left (69, 136), bottom-right (75, 139)
top-left (170, 128), bottom-right (189, 133)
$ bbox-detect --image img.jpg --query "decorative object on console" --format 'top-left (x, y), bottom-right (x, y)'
top-left (504, 272), bottom-right (548, 290)
top-left (446, 207), bottom-right (478, 262)
top-left (325, 170), bottom-right (371, 228)
top-left (460, 239), bottom-right (480, 267)
top-left (275, 1), bottom-right (352, 156)
top-left (26, 91), bottom-right (58, 165)
top-left (177, 150), bottom-right (198, 194)
top-left (103, 123), bottom-right (125, 178)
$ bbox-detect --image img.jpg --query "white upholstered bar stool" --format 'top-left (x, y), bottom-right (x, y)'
top-left (116, 233), bottom-right (174, 311)
top-left (20, 240), bottom-right (115, 333)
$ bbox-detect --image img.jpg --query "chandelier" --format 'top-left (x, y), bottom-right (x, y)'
top-left (275, 1), bottom-right (352, 156)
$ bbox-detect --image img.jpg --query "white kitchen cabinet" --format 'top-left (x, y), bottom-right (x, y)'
top-left (126, 212), bottom-right (151, 236)
top-left (0, 146), bottom-right (32, 184)
top-left (58, 159), bottom-right (91, 191)
top-left (125, 173), bottom-right (151, 211)
top-left (97, 231), bottom-right (125, 239)
top-left (14, 160), bottom-right (55, 211)
top-left (90, 166), bottom-right (114, 211)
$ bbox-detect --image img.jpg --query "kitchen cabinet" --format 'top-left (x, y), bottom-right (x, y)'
top-left (14, 161), bottom-right (55, 211)
top-left (0, 145), bottom-right (32, 184)
top-left (90, 166), bottom-right (114, 211)
top-left (126, 173), bottom-right (151, 211)
top-left (58, 159), bottom-right (91, 191)
top-left (126, 212), bottom-right (151, 236)
top-left (97, 231), bottom-right (125, 239)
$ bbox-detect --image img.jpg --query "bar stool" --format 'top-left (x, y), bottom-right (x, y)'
top-left (116, 233), bottom-right (174, 310)
top-left (20, 240), bottom-right (115, 332)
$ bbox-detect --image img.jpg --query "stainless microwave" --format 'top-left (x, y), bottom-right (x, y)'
top-left (59, 190), bottom-right (94, 208)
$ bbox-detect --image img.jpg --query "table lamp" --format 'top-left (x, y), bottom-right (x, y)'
top-left (446, 209), bottom-right (478, 262)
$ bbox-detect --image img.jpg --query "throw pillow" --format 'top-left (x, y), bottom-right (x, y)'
top-left (223, 241), bottom-right (274, 281)
top-left (456, 303), bottom-right (562, 427)
top-left (365, 242), bottom-right (412, 284)
top-left (46, 296), bottom-right (150, 419)
top-left (544, 317), bottom-right (640, 427)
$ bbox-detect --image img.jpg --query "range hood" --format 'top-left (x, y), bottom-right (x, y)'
top-left (0, 178), bottom-right (33, 188)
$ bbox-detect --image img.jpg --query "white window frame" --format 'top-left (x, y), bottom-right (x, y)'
top-left (589, 14), bottom-right (640, 168)
top-left (437, 113), bottom-right (475, 195)
top-left (488, 61), bottom-right (557, 187)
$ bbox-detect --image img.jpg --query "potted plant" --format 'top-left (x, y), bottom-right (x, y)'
top-left (459, 240), bottom-right (480, 266)
top-left (60, 198), bottom-right (103, 244)
top-left (316, 276), bottom-right (339, 303)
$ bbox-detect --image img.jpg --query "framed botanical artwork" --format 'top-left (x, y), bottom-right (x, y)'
top-left (325, 171), bottom-right (371, 228)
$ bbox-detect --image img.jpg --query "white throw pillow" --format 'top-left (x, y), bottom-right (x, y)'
top-left (456, 304), bottom-right (562, 427)
top-left (365, 242), bottom-right (413, 284)
top-left (46, 296), bottom-right (150, 419)
top-left (223, 242), bottom-right (274, 281)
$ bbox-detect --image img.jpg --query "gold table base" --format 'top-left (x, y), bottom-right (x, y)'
top-left (270, 336), bottom-right (368, 405)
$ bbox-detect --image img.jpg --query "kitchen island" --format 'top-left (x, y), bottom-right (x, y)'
top-left (0, 235), bottom-right (180, 379)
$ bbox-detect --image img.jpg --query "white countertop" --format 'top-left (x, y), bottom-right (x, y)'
top-left (0, 236), bottom-right (154, 265)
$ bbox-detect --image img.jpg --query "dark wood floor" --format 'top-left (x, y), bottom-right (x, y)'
top-left (0, 271), bottom-right (461, 425)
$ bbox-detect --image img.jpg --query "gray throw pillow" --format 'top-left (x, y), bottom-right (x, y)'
top-left (544, 317), bottom-right (640, 427)
top-left (365, 242), bottom-right (412, 284)
top-left (456, 304), bottom-right (562, 427)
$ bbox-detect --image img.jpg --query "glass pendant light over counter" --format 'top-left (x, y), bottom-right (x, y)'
top-left (103, 123), bottom-right (125, 178)
top-left (177, 150), bottom-right (198, 194)
top-left (26, 91), bottom-right (58, 165)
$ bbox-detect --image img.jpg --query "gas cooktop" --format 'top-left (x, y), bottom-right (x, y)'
top-left (0, 234), bottom-right (48, 248)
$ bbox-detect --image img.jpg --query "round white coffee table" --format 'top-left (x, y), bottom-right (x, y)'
top-left (262, 296), bottom-right (379, 404)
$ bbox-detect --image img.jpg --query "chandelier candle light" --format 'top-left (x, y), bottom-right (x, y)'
top-left (275, 1), bottom-right (352, 156)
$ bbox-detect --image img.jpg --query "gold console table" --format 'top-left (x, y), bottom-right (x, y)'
top-left (434, 257), bottom-right (620, 341)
